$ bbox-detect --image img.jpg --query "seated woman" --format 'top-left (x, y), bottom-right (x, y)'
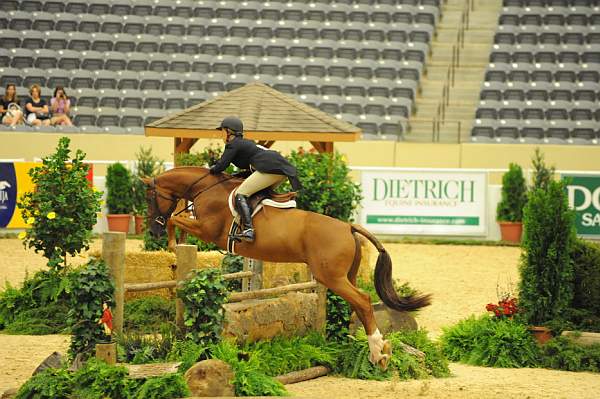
top-left (24, 84), bottom-right (51, 127)
top-left (0, 84), bottom-right (23, 126)
top-left (49, 86), bottom-right (73, 126)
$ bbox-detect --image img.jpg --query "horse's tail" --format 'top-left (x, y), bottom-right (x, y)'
top-left (351, 224), bottom-right (431, 312)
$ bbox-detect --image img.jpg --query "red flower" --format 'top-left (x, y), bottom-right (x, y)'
top-left (486, 303), bottom-right (496, 311)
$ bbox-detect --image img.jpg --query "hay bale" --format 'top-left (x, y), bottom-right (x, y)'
top-left (90, 249), bottom-right (225, 300)
top-left (262, 262), bottom-right (311, 288)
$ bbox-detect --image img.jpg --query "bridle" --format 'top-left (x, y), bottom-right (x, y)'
top-left (149, 172), bottom-right (235, 227)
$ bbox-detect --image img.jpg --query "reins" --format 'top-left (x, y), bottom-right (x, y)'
top-left (151, 172), bottom-right (235, 223)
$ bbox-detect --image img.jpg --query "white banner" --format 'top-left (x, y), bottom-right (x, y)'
top-left (360, 170), bottom-right (488, 235)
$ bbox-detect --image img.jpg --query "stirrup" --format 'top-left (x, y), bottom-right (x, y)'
top-left (230, 228), bottom-right (255, 243)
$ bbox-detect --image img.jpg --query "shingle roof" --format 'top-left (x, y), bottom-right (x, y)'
top-left (145, 82), bottom-right (361, 140)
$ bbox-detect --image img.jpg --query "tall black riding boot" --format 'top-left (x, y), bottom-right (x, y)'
top-left (234, 194), bottom-right (255, 242)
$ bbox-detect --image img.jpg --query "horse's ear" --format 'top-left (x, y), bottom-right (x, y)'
top-left (140, 177), bottom-right (152, 186)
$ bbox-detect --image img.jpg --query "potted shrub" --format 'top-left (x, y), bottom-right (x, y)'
top-left (106, 162), bottom-right (134, 233)
top-left (132, 146), bottom-right (164, 235)
top-left (496, 163), bottom-right (527, 243)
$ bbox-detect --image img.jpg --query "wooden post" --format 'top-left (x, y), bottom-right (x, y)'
top-left (96, 342), bottom-right (117, 365)
top-left (315, 283), bottom-right (327, 333)
top-left (175, 244), bottom-right (196, 329)
top-left (102, 232), bottom-right (125, 336)
top-left (243, 258), bottom-right (263, 292)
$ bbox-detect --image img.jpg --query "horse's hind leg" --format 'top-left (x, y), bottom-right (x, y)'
top-left (326, 277), bottom-right (391, 370)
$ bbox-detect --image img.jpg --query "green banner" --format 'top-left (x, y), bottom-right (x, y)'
top-left (562, 174), bottom-right (600, 237)
top-left (366, 215), bottom-right (480, 226)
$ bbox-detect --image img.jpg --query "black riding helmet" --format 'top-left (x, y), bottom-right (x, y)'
top-left (217, 116), bottom-right (243, 136)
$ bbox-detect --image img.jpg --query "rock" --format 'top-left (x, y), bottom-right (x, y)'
top-left (1, 388), bottom-right (17, 399)
top-left (350, 302), bottom-right (418, 335)
top-left (32, 352), bottom-right (65, 376)
top-left (68, 352), bottom-right (86, 372)
top-left (184, 359), bottom-right (235, 397)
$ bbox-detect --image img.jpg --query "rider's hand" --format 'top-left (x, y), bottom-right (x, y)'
top-left (209, 166), bottom-right (218, 175)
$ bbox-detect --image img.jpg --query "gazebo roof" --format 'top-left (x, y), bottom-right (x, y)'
top-left (144, 82), bottom-right (361, 142)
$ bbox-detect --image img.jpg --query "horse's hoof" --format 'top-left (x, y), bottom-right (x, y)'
top-left (378, 354), bottom-right (390, 371)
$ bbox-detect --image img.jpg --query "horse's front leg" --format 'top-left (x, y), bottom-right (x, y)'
top-left (166, 218), bottom-right (178, 252)
top-left (167, 216), bottom-right (205, 252)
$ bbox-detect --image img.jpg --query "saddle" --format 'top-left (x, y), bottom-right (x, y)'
top-left (226, 188), bottom-right (297, 253)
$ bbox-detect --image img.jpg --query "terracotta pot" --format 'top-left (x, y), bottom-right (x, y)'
top-left (529, 326), bottom-right (553, 345)
top-left (134, 215), bottom-right (145, 235)
top-left (498, 221), bottom-right (523, 243)
top-left (106, 214), bottom-right (131, 234)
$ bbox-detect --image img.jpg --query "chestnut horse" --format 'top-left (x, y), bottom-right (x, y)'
top-left (142, 166), bottom-right (430, 368)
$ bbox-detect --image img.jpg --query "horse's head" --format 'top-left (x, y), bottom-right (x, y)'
top-left (140, 176), bottom-right (179, 239)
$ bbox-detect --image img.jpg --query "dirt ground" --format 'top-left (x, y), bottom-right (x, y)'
top-left (2, 238), bottom-right (600, 398)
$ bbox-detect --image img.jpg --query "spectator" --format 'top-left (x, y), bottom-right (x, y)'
top-left (24, 84), bottom-right (51, 126)
top-left (50, 86), bottom-right (73, 126)
top-left (0, 84), bottom-right (24, 126)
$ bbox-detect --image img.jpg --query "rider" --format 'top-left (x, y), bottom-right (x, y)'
top-left (209, 116), bottom-right (301, 243)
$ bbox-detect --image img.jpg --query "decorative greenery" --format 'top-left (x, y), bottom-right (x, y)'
top-left (570, 238), bottom-right (600, 316)
top-left (222, 254), bottom-right (244, 291)
top-left (326, 289), bottom-right (353, 342)
top-left (134, 373), bottom-right (191, 399)
top-left (18, 136), bottom-right (102, 270)
top-left (540, 336), bottom-right (600, 372)
top-left (166, 339), bottom-right (208, 373)
top-left (67, 258), bottom-right (115, 359)
top-left (357, 275), bottom-right (418, 304)
top-left (210, 340), bottom-right (289, 397)
top-left (531, 147), bottom-right (555, 191)
top-left (0, 269), bottom-right (72, 334)
top-left (496, 163), bottom-right (527, 222)
top-left (175, 144), bottom-right (224, 168)
top-left (440, 315), bottom-right (539, 368)
top-left (519, 180), bottom-right (576, 326)
top-left (335, 329), bottom-right (450, 380)
top-left (117, 327), bottom-right (176, 364)
top-left (243, 332), bottom-right (337, 377)
top-left (284, 148), bottom-right (362, 222)
top-left (177, 268), bottom-right (228, 346)
top-left (71, 359), bottom-right (133, 399)
top-left (15, 367), bottom-right (73, 399)
top-left (143, 229), bottom-right (168, 251)
top-left (132, 146), bottom-right (165, 216)
top-left (123, 295), bottom-right (175, 334)
top-left (486, 297), bottom-right (518, 319)
top-left (106, 162), bottom-right (134, 214)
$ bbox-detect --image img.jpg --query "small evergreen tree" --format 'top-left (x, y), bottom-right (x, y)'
top-left (496, 163), bottom-right (527, 222)
top-left (106, 162), bottom-right (134, 215)
top-left (519, 180), bottom-right (576, 325)
top-left (531, 148), bottom-right (555, 191)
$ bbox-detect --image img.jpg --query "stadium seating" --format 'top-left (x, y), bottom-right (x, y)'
top-left (472, 0), bottom-right (600, 144)
top-left (0, 0), bottom-right (441, 137)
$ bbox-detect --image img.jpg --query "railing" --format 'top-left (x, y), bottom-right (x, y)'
top-left (430, 0), bottom-right (473, 143)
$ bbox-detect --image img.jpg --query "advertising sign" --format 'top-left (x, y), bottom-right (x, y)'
top-left (360, 170), bottom-right (487, 235)
top-left (0, 162), bottom-right (93, 228)
top-left (562, 174), bottom-right (600, 237)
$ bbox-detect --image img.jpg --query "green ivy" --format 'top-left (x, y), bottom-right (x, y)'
top-left (18, 136), bottom-right (102, 271)
top-left (222, 254), bottom-right (244, 291)
top-left (67, 259), bottom-right (115, 359)
top-left (519, 180), bottom-right (576, 326)
top-left (496, 163), bottom-right (527, 222)
top-left (177, 268), bottom-right (228, 346)
top-left (106, 162), bottom-right (134, 214)
top-left (71, 359), bottom-right (133, 399)
top-left (124, 295), bottom-right (175, 334)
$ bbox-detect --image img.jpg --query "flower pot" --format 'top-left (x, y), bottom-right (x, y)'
top-left (498, 221), bottom-right (523, 243)
top-left (528, 326), bottom-right (552, 345)
top-left (134, 215), bottom-right (145, 235)
top-left (106, 214), bottom-right (131, 234)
